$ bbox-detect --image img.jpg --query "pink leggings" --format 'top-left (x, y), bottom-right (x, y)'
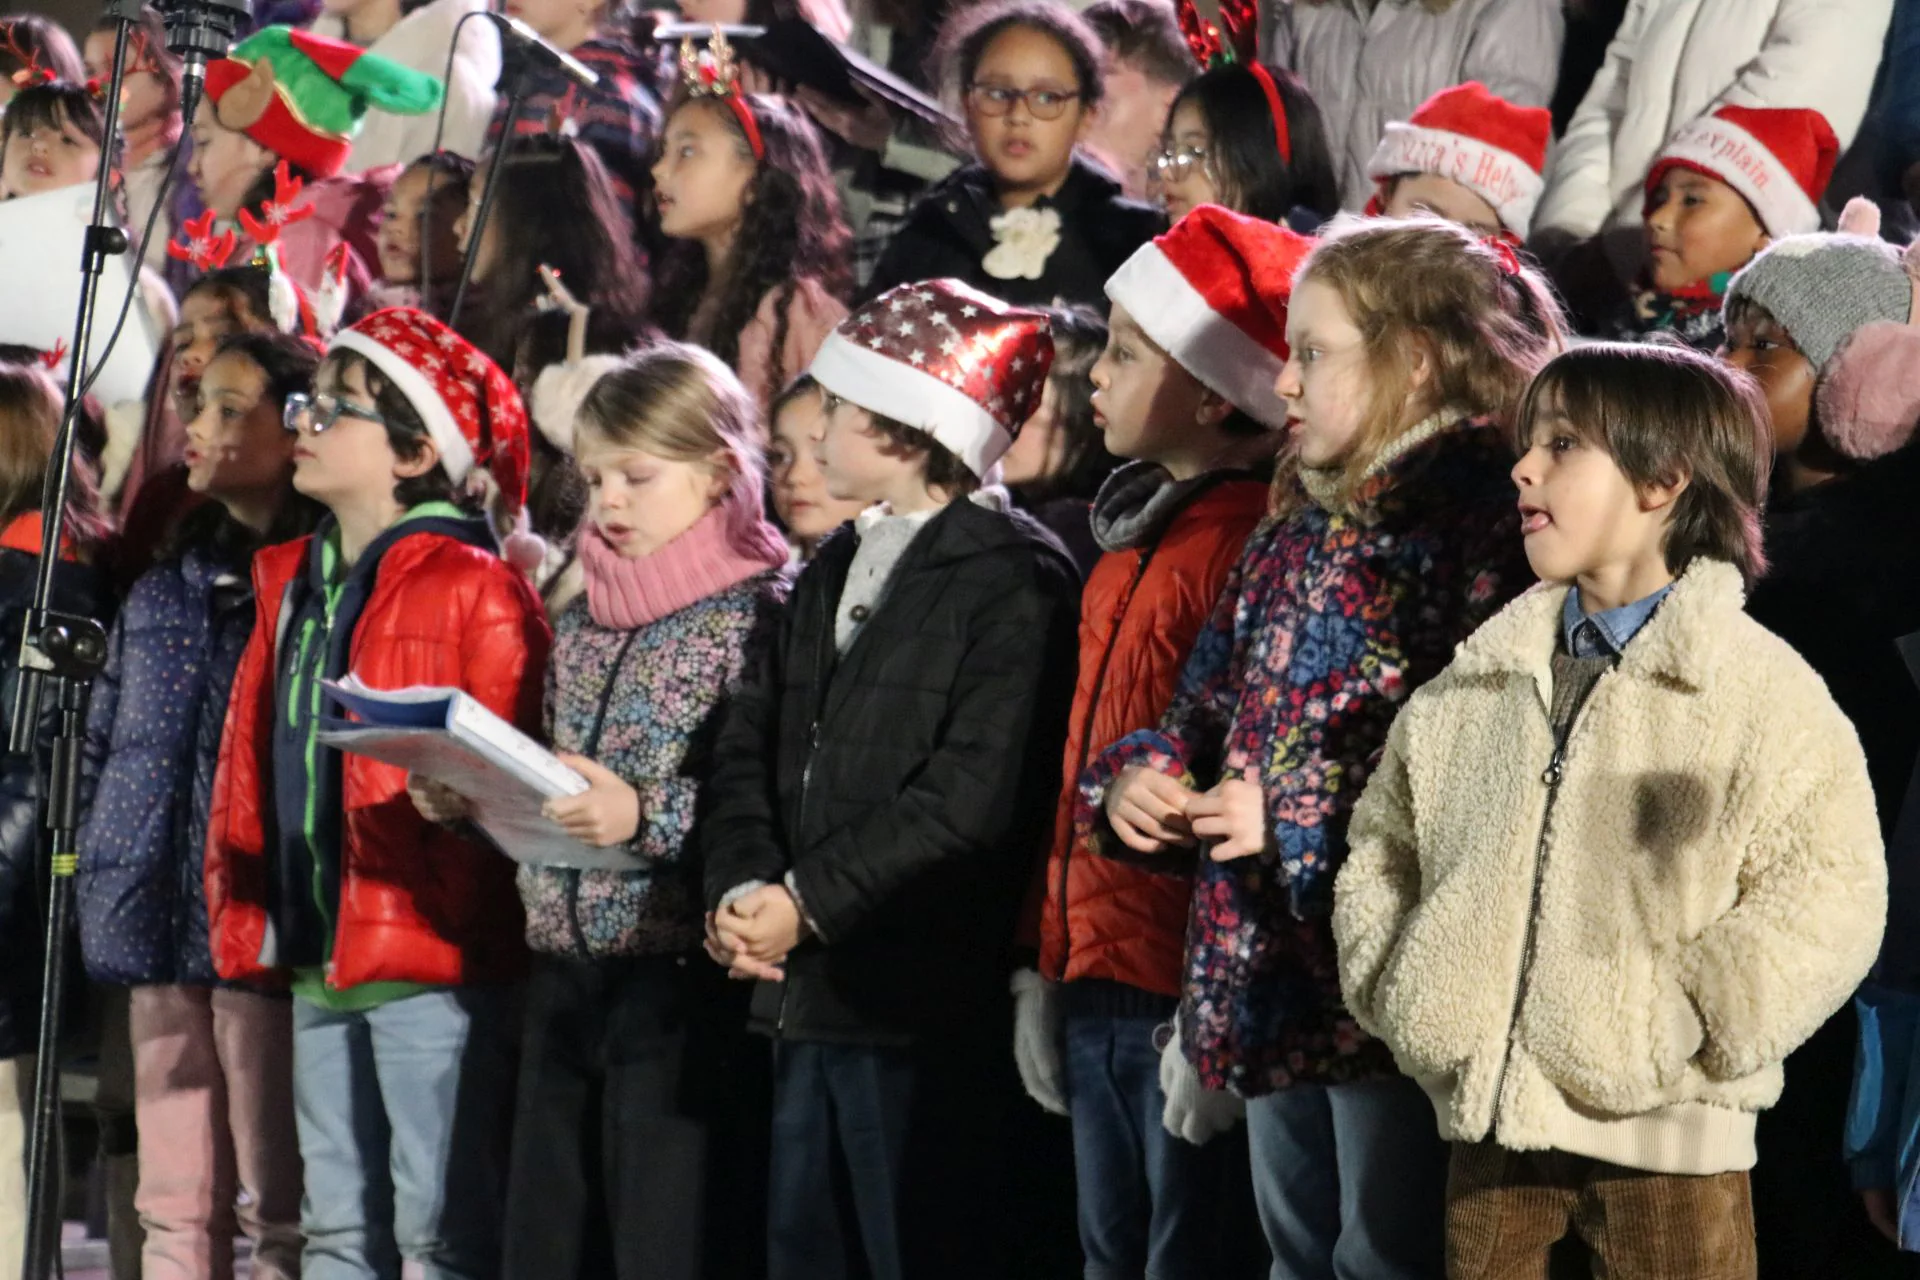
top-left (131, 984), bottom-right (303, 1280)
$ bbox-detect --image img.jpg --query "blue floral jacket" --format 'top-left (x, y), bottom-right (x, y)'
top-left (1078, 419), bottom-right (1531, 1095)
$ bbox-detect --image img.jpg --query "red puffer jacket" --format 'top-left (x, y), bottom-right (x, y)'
top-left (1034, 475), bottom-right (1267, 995)
top-left (206, 528), bottom-right (550, 990)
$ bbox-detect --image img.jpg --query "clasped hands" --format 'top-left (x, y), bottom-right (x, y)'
top-left (1105, 763), bottom-right (1271, 862)
top-left (705, 885), bottom-right (808, 983)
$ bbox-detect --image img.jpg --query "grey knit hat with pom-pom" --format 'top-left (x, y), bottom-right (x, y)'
top-left (1724, 231), bottom-right (1912, 374)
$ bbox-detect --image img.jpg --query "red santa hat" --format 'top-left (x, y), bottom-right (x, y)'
top-left (329, 307), bottom-right (530, 514)
top-left (1646, 105), bottom-right (1839, 239)
top-left (1366, 82), bottom-right (1551, 239)
top-left (807, 280), bottom-right (1053, 478)
top-left (1104, 205), bottom-right (1312, 430)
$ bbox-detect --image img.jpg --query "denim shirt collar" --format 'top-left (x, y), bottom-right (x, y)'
top-left (1562, 583), bottom-right (1675, 658)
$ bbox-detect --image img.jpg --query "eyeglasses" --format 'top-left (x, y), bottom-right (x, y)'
top-left (283, 391), bottom-right (390, 436)
top-left (1152, 144), bottom-right (1211, 185)
top-left (966, 84), bottom-right (1082, 121)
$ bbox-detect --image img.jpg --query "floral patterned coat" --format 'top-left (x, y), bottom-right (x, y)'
top-left (519, 570), bottom-right (790, 958)
top-left (1078, 419), bottom-right (1532, 1096)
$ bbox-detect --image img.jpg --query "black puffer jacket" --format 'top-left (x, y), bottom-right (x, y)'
top-left (0, 543), bottom-right (114, 1059)
top-left (702, 498), bottom-right (1081, 1044)
top-left (861, 158), bottom-right (1163, 312)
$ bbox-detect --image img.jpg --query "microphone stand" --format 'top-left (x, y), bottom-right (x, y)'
top-left (448, 52), bottom-right (533, 329)
top-left (12, 0), bottom-right (234, 1273)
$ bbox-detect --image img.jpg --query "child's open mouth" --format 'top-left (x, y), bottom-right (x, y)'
top-left (1518, 503), bottom-right (1551, 535)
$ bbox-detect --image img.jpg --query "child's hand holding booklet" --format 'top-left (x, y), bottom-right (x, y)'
top-left (318, 675), bottom-right (643, 872)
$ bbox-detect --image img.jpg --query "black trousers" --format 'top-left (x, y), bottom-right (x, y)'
top-left (501, 952), bottom-right (768, 1280)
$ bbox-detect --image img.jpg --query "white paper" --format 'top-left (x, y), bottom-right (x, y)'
top-left (319, 676), bottom-right (636, 872)
top-left (316, 725), bottom-right (643, 871)
top-left (0, 186), bottom-right (164, 407)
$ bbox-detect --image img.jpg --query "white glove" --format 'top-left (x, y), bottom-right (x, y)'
top-left (1159, 1013), bottom-right (1245, 1145)
top-left (1010, 968), bottom-right (1068, 1116)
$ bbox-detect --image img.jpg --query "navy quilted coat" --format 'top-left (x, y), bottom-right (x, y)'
top-left (77, 538), bottom-right (254, 987)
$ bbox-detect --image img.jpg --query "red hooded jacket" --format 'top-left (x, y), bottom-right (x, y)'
top-left (205, 524), bottom-right (549, 991)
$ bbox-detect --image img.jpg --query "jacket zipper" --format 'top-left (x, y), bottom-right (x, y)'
top-left (288, 575), bottom-right (342, 988)
top-left (1052, 547), bottom-right (1155, 981)
top-left (564, 877), bottom-right (590, 959)
top-left (782, 574), bottom-right (841, 1037)
top-left (563, 630), bottom-right (643, 963)
top-left (1490, 683), bottom-right (1603, 1124)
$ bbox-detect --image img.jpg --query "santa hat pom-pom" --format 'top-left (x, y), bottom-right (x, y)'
top-left (1838, 196), bottom-right (1883, 239)
top-left (530, 355), bottom-right (626, 454)
top-left (499, 501), bottom-right (550, 575)
top-left (504, 527), bottom-right (551, 575)
top-left (1817, 321), bottom-right (1920, 461)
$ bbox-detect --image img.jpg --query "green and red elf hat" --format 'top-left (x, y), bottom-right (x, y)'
top-left (204, 27), bottom-right (443, 179)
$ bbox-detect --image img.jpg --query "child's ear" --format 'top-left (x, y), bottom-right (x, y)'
top-left (1404, 337), bottom-right (1436, 399)
top-left (1195, 387), bottom-right (1234, 429)
top-left (1638, 466), bottom-right (1691, 515)
top-left (707, 448), bottom-right (738, 504)
top-left (393, 436), bottom-right (442, 481)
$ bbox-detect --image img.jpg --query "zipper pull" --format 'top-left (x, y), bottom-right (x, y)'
top-left (1542, 748), bottom-right (1564, 788)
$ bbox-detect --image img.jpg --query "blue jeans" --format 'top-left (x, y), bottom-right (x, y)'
top-left (293, 988), bottom-right (517, 1280)
top-left (1245, 1076), bottom-right (1447, 1280)
top-left (766, 1039), bottom-right (1009, 1280)
top-left (1065, 1000), bottom-right (1246, 1280)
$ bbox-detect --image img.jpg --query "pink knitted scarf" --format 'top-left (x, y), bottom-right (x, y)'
top-left (576, 503), bottom-right (787, 630)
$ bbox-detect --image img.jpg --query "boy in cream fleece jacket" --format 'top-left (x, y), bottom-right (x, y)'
top-left (1333, 341), bottom-right (1887, 1279)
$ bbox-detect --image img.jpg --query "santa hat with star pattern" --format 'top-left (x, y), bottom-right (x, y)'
top-left (1105, 205), bottom-right (1312, 430)
top-left (329, 308), bottom-right (531, 516)
top-left (807, 280), bottom-right (1054, 478)
top-left (1647, 105), bottom-right (1839, 240)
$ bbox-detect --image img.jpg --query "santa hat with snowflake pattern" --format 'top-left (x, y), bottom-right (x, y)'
top-left (1366, 82), bottom-right (1551, 239)
top-left (1105, 205), bottom-right (1312, 430)
top-left (329, 308), bottom-right (530, 514)
top-left (807, 280), bottom-right (1054, 478)
top-left (1647, 105), bottom-right (1839, 240)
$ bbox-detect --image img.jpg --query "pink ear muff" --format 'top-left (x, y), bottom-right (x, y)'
top-left (1818, 321), bottom-right (1920, 462)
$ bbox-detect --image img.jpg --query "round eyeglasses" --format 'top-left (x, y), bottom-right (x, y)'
top-left (283, 391), bottom-right (392, 435)
top-left (966, 84), bottom-right (1082, 121)
top-left (1152, 144), bottom-right (1211, 185)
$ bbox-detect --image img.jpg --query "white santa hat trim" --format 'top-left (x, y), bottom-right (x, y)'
top-left (1105, 242), bottom-right (1290, 429)
top-left (1367, 122), bottom-right (1545, 240)
top-left (1654, 114), bottom-right (1821, 238)
top-left (808, 330), bottom-right (1012, 478)
top-left (330, 327), bottom-right (477, 484)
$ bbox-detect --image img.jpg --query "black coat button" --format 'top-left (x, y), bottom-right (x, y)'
top-left (850, 605), bottom-right (871, 622)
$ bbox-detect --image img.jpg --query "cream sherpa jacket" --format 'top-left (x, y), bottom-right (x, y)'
top-left (1334, 559), bottom-right (1886, 1175)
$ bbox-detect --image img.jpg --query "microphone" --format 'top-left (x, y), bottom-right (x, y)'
top-left (154, 0), bottom-right (251, 92)
top-left (487, 13), bottom-right (601, 90)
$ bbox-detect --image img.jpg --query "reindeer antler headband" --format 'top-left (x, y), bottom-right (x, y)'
top-left (678, 26), bottom-right (764, 160)
top-left (1175, 0), bottom-right (1289, 166)
top-left (1, 23), bottom-right (55, 90)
